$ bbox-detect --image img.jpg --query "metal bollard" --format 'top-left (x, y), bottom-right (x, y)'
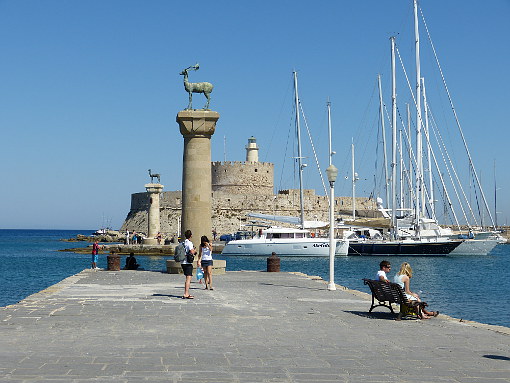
top-left (107, 251), bottom-right (121, 271)
top-left (267, 252), bottom-right (280, 272)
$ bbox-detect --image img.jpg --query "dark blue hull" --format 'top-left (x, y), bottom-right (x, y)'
top-left (348, 240), bottom-right (462, 256)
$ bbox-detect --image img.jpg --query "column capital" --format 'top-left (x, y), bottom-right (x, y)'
top-left (145, 183), bottom-right (164, 194)
top-left (176, 110), bottom-right (220, 138)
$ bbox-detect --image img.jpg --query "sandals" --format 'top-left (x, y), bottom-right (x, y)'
top-left (182, 295), bottom-right (194, 299)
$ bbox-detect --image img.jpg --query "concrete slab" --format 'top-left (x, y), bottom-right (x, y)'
top-left (1, 269), bottom-right (509, 382)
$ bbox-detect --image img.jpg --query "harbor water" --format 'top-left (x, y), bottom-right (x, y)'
top-left (1, 229), bottom-right (508, 328)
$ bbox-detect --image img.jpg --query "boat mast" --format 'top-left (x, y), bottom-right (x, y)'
top-left (421, 77), bottom-right (435, 220)
top-left (293, 71), bottom-right (306, 228)
top-left (494, 160), bottom-right (498, 228)
top-left (378, 74), bottom-right (390, 210)
top-left (399, 129), bottom-right (404, 212)
top-left (407, 103), bottom-right (412, 209)
top-left (351, 139), bottom-right (359, 220)
top-left (390, 35), bottom-right (398, 240)
top-left (414, 0), bottom-right (425, 231)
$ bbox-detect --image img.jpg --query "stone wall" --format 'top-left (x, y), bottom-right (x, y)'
top-left (212, 161), bottom-right (274, 195)
top-left (120, 188), bottom-right (378, 240)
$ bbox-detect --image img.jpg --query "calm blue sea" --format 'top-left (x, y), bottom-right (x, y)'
top-left (1, 229), bottom-right (508, 328)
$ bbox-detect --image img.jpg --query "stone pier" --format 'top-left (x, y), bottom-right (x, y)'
top-left (176, 110), bottom-right (219, 240)
top-left (143, 183), bottom-right (164, 245)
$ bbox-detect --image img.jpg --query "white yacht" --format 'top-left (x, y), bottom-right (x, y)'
top-left (222, 71), bottom-right (349, 257)
top-left (221, 226), bottom-right (349, 256)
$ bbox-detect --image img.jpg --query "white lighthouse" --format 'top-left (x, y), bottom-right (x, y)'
top-left (245, 136), bottom-right (259, 163)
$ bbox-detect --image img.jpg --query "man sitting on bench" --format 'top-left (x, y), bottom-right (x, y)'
top-left (376, 260), bottom-right (391, 282)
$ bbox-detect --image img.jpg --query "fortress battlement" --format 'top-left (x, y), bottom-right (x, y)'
top-left (211, 161), bottom-right (273, 167)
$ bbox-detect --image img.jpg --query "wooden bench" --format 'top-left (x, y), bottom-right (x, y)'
top-left (362, 278), bottom-right (427, 320)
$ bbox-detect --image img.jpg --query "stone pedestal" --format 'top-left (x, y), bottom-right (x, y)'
top-left (107, 253), bottom-right (121, 271)
top-left (176, 110), bottom-right (219, 240)
top-left (143, 183), bottom-right (164, 245)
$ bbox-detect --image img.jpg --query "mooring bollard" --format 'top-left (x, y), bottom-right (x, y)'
top-left (107, 251), bottom-right (121, 271)
top-left (267, 252), bottom-right (280, 272)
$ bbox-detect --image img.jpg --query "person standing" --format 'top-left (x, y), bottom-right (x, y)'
top-left (182, 230), bottom-right (196, 299)
top-left (198, 235), bottom-right (214, 290)
top-left (125, 230), bottom-right (130, 245)
top-left (91, 240), bottom-right (100, 269)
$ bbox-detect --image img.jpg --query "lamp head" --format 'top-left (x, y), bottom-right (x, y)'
top-left (326, 164), bottom-right (338, 183)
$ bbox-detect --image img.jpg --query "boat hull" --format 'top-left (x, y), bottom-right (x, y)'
top-left (449, 239), bottom-right (499, 255)
top-left (348, 240), bottom-right (462, 256)
top-left (221, 238), bottom-right (349, 256)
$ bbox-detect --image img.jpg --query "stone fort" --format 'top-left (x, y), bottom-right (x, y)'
top-left (120, 137), bottom-right (378, 238)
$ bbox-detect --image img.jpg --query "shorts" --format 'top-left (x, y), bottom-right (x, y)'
top-left (91, 254), bottom-right (98, 263)
top-left (181, 263), bottom-right (193, 276)
top-left (201, 259), bottom-right (213, 267)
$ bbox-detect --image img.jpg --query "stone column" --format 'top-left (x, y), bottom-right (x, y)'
top-left (143, 183), bottom-right (164, 245)
top-left (176, 110), bottom-right (219, 241)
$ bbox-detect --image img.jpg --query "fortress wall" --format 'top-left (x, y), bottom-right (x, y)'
top-left (212, 161), bottom-right (273, 195)
top-left (121, 189), bottom-right (377, 240)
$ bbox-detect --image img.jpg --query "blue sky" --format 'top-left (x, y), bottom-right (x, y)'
top-left (0, 0), bottom-right (508, 230)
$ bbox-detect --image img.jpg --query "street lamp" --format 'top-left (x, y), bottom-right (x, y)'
top-left (326, 164), bottom-right (338, 291)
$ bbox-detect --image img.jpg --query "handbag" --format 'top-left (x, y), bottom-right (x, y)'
top-left (186, 252), bottom-right (195, 263)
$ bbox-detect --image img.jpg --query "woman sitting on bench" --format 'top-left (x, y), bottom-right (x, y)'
top-left (394, 262), bottom-right (439, 319)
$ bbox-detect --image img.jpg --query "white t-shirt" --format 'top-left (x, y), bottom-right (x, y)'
top-left (182, 238), bottom-right (194, 264)
top-left (376, 270), bottom-right (388, 282)
top-left (201, 245), bottom-right (213, 261)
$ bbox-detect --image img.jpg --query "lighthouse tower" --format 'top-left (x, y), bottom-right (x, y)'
top-left (245, 136), bottom-right (259, 163)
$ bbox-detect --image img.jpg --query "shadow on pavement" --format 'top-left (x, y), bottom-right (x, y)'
top-left (483, 354), bottom-right (510, 361)
top-left (346, 310), bottom-right (409, 321)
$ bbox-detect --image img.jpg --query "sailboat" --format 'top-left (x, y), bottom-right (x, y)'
top-left (345, 1), bottom-right (462, 256)
top-left (222, 72), bottom-right (349, 256)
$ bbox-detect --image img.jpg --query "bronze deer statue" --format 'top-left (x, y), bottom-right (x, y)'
top-left (148, 169), bottom-right (160, 184)
top-left (180, 64), bottom-right (213, 110)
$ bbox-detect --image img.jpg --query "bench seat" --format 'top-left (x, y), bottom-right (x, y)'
top-left (363, 278), bottom-right (427, 320)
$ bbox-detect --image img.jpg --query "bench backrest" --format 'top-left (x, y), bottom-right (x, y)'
top-left (363, 279), bottom-right (410, 305)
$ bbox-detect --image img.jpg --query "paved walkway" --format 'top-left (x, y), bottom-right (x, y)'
top-left (1, 269), bottom-right (509, 382)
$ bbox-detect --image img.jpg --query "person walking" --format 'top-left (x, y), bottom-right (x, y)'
top-left (181, 230), bottom-right (196, 299)
top-left (198, 235), bottom-right (214, 290)
top-left (91, 240), bottom-right (100, 269)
